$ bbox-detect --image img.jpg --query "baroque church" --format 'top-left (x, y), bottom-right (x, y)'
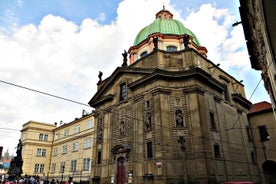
top-left (89, 8), bottom-right (260, 184)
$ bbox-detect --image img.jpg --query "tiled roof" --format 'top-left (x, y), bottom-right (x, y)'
top-left (249, 101), bottom-right (272, 114)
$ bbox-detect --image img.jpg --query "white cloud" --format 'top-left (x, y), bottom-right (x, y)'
top-left (0, 0), bottom-right (270, 154)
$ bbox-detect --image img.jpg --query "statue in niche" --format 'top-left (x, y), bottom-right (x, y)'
top-left (175, 110), bottom-right (184, 126)
top-left (98, 118), bottom-right (103, 141)
top-left (98, 126), bottom-right (103, 141)
top-left (145, 112), bottom-right (152, 130)
top-left (175, 97), bottom-right (181, 106)
top-left (122, 50), bottom-right (128, 67)
top-left (119, 121), bottom-right (125, 136)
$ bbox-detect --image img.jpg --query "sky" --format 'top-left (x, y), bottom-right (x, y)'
top-left (0, 0), bottom-right (271, 156)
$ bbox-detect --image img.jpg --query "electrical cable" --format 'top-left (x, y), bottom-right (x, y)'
top-left (0, 79), bottom-right (91, 107)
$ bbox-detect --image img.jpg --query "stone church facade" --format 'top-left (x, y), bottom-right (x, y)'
top-left (89, 8), bottom-right (261, 184)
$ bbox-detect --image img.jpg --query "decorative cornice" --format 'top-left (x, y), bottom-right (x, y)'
top-left (133, 94), bottom-right (144, 102)
top-left (150, 87), bottom-right (171, 96)
top-left (231, 93), bottom-right (252, 110)
top-left (183, 85), bottom-right (205, 95)
top-left (90, 94), bottom-right (114, 108)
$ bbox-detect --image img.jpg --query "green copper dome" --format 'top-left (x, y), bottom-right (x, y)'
top-left (134, 18), bottom-right (200, 46)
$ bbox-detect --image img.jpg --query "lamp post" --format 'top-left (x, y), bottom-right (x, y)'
top-left (178, 136), bottom-right (187, 184)
top-left (61, 165), bottom-right (65, 183)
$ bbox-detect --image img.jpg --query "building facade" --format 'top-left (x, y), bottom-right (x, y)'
top-left (247, 101), bottom-right (276, 183)
top-left (21, 121), bottom-right (56, 177)
top-left (89, 8), bottom-right (260, 184)
top-left (50, 113), bottom-right (95, 183)
top-left (20, 112), bottom-right (95, 183)
top-left (239, 0), bottom-right (276, 106)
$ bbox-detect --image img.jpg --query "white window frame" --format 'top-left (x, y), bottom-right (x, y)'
top-left (42, 149), bottom-right (46, 156)
top-left (36, 148), bottom-right (42, 156)
top-left (51, 163), bottom-right (56, 172)
top-left (72, 142), bottom-right (79, 152)
top-left (34, 164), bottom-right (39, 173)
top-left (62, 145), bottom-right (67, 154)
top-left (86, 120), bottom-right (93, 129)
top-left (84, 138), bottom-right (91, 149)
top-left (74, 125), bottom-right (80, 134)
top-left (71, 160), bottom-right (77, 172)
top-left (83, 158), bottom-right (90, 170)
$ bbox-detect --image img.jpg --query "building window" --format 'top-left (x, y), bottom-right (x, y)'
top-left (214, 144), bottom-right (220, 158)
top-left (166, 45), bottom-right (177, 52)
top-left (54, 133), bottom-right (60, 140)
top-left (83, 158), bottom-right (91, 171)
top-left (51, 163), bottom-right (56, 173)
top-left (147, 142), bottom-right (153, 159)
top-left (22, 133), bottom-right (27, 140)
top-left (97, 151), bottom-right (102, 164)
top-left (246, 126), bottom-right (253, 142)
top-left (62, 145), bottom-right (67, 154)
top-left (44, 134), bottom-right (48, 141)
top-left (72, 142), bottom-right (79, 152)
top-left (175, 110), bottom-right (184, 127)
top-left (60, 162), bottom-right (65, 173)
top-left (74, 125), bottom-right (80, 134)
top-left (39, 133), bottom-right (43, 141)
top-left (120, 83), bottom-right (127, 101)
top-left (64, 129), bottom-right (69, 137)
top-left (86, 120), bottom-right (93, 129)
top-left (84, 138), bottom-right (91, 149)
top-left (39, 164), bottom-right (45, 173)
top-left (42, 149), bottom-right (46, 156)
top-left (210, 112), bottom-right (216, 130)
top-left (140, 51), bottom-right (148, 58)
top-left (258, 125), bottom-right (270, 141)
top-left (251, 151), bottom-right (257, 164)
top-left (71, 160), bottom-right (77, 172)
top-left (34, 164), bottom-right (39, 173)
top-left (53, 147), bottom-right (58, 156)
top-left (36, 148), bottom-right (42, 156)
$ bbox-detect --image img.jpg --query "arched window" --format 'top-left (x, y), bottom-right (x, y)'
top-left (175, 110), bottom-right (184, 126)
top-left (166, 45), bottom-right (177, 52)
top-left (140, 51), bottom-right (148, 58)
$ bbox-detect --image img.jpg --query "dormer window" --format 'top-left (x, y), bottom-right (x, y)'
top-left (120, 83), bottom-right (127, 101)
top-left (166, 45), bottom-right (177, 52)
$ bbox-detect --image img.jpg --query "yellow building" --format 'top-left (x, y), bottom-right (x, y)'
top-left (21, 121), bottom-right (56, 176)
top-left (20, 112), bottom-right (95, 183)
top-left (50, 113), bottom-right (95, 183)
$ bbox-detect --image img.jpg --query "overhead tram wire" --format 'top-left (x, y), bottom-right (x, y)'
top-left (0, 79), bottom-right (91, 107)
